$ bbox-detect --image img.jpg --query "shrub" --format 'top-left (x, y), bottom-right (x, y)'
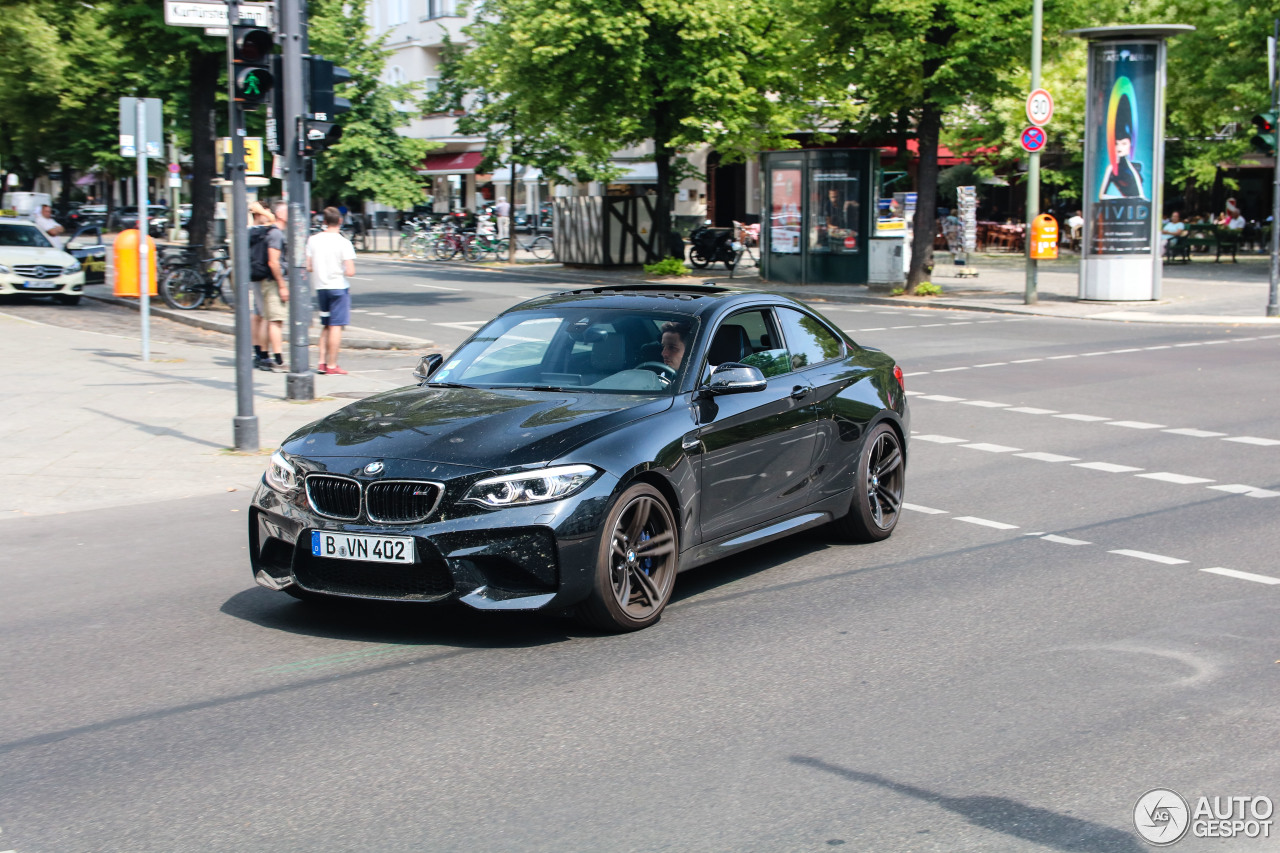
top-left (915, 282), bottom-right (943, 296)
top-left (890, 286), bottom-right (905, 296)
top-left (643, 257), bottom-right (688, 277)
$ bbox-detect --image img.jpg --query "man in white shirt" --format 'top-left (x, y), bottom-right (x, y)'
top-left (306, 206), bottom-right (357, 375)
top-left (494, 196), bottom-right (511, 240)
top-left (34, 204), bottom-right (65, 247)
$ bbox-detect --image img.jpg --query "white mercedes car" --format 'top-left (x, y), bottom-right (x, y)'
top-left (0, 216), bottom-right (85, 305)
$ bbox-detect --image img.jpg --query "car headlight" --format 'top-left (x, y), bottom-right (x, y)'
top-left (264, 450), bottom-right (300, 493)
top-left (463, 464), bottom-right (598, 508)
top-left (63, 260), bottom-right (81, 275)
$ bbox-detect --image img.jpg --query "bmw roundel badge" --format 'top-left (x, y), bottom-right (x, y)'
top-left (363, 461), bottom-right (385, 476)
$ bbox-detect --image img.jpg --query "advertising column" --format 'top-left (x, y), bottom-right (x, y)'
top-left (1074, 26), bottom-right (1193, 301)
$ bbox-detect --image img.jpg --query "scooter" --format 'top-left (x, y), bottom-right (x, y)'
top-left (687, 220), bottom-right (738, 270)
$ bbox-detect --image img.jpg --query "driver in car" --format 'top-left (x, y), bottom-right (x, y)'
top-left (660, 321), bottom-right (688, 371)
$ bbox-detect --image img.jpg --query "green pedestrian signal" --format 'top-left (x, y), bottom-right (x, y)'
top-left (233, 26), bottom-right (275, 109)
top-left (1252, 110), bottom-right (1277, 156)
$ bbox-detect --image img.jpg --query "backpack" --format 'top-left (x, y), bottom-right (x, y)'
top-left (249, 225), bottom-right (274, 281)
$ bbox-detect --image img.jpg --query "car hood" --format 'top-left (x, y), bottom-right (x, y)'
top-left (2, 247), bottom-right (74, 266)
top-left (284, 385), bottom-right (673, 469)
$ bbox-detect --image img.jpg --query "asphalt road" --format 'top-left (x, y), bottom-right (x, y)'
top-left (2, 274), bottom-right (1278, 852)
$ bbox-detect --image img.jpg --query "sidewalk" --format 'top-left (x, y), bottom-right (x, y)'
top-left (0, 310), bottom-right (409, 521)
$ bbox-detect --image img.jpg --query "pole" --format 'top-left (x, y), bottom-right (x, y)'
top-left (228, 0), bottom-right (259, 451)
top-left (282, 0), bottom-right (314, 399)
top-left (1269, 18), bottom-right (1280, 316)
top-left (135, 98), bottom-right (151, 361)
top-left (508, 117), bottom-right (518, 263)
top-left (1024, 0), bottom-right (1043, 305)
top-left (169, 134), bottom-right (182, 243)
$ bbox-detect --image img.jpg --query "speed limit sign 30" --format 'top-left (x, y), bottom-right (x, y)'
top-left (1026, 88), bottom-right (1054, 126)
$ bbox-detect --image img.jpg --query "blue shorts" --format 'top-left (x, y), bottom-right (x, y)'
top-left (317, 288), bottom-right (350, 326)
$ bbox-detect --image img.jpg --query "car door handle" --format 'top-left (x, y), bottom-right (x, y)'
top-left (682, 432), bottom-right (702, 452)
top-left (790, 385), bottom-right (810, 399)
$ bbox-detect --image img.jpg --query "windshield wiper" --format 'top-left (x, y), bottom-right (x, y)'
top-left (423, 381), bottom-right (475, 389)
top-left (507, 385), bottom-right (572, 392)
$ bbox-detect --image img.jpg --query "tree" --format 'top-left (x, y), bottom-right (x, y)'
top-left (800, 0), bottom-right (1094, 290)
top-left (440, 0), bottom-right (804, 260)
top-left (308, 0), bottom-right (435, 210)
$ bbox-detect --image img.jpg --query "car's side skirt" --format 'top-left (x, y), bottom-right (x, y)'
top-left (678, 488), bottom-right (853, 572)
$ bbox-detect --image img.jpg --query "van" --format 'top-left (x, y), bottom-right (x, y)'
top-left (2, 192), bottom-right (53, 218)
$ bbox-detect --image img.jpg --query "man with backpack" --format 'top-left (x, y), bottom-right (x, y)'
top-left (249, 202), bottom-right (288, 371)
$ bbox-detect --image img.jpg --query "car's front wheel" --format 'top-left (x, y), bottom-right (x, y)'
top-left (578, 483), bottom-right (678, 632)
top-left (833, 422), bottom-right (905, 542)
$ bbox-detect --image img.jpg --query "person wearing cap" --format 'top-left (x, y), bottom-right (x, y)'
top-left (1101, 90), bottom-right (1146, 200)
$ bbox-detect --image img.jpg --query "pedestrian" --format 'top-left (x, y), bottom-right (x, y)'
top-left (34, 204), bottom-right (65, 247)
top-left (307, 206), bottom-right (356, 375)
top-left (494, 196), bottom-right (511, 240)
top-left (251, 202), bottom-right (289, 371)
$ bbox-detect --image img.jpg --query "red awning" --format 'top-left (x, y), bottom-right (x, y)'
top-left (419, 152), bottom-right (486, 175)
top-left (880, 140), bottom-right (998, 166)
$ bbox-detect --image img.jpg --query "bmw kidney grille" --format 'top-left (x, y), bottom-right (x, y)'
top-left (305, 474), bottom-right (441, 523)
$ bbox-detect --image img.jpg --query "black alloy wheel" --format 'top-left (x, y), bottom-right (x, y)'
top-left (834, 422), bottom-right (905, 542)
top-left (578, 483), bottom-right (679, 632)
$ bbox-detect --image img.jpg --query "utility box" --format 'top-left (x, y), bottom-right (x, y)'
top-left (868, 236), bottom-right (905, 285)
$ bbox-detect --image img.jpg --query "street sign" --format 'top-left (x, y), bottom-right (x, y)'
top-left (217, 137), bottom-right (265, 176)
top-left (1026, 88), bottom-right (1054, 126)
top-left (118, 98), bottom-right (163, 158)
top-left (1020, 125), bottom-right (1047, 153)
top-left (164, 1), bottom-right (271, 29)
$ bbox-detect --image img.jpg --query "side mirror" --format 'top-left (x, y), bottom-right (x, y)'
top-left (704, 362), bottom-right (766, 395)
top-left (413, 353), bottom-right (444, 383)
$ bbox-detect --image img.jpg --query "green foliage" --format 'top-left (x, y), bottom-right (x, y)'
top-left (643, 257), bottom-right (689, 276)
top-left (890, 286), bottom-right (906, 296)
top-left (306, 0), bottom-right (437, 210)
top-left (914, 282), bottom-right (943, 296)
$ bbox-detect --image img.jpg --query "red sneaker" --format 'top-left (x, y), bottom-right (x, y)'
top-left (325, 365), bottom-right (348, 375)
top-left (316, 364), bottom-right (328, 374)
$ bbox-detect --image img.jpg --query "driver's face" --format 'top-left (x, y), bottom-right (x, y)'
top-left (661, 331), bottom-right (685, 369)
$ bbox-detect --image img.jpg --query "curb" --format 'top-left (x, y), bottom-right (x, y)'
top-left (85, 291), bottom-right (436, 350)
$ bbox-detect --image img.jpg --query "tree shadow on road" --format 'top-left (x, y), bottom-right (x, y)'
top-left (790, 757), bottom-right (1144, 853)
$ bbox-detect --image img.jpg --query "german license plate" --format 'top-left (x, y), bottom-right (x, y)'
top-left (24, 280), bottom-right (57, 290)
top-left (311, 530), bottom-right (414, 564)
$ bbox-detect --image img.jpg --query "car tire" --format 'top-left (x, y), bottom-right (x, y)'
top-left (833, 422), bottom-right (905, 542)
top-left (54, 294), bottom-right (82, 306)
top-left (577, 483), bottom-right (679, 632)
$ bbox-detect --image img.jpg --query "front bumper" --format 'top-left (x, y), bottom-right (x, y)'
top-left (249, 470), bottom-right (619, 611)
top-left (0, 271), bottom-right (84, 296)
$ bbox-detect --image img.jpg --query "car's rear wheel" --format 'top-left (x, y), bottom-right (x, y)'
top-left (833, 422), bottom-right (904, 542)
top-left (577, 483), bottom-right (678, 632)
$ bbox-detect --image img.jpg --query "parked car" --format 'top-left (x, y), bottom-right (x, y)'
top-left (77, 205), bottom-right (110, 230)
top-left (113, 205), bottom-right (169, 237)
top-left (0, 216), bottom-right (87, 304)
top-left (64, 225), bottom-right (107, 286)
top-left (513, 202), bottom-right (553, 231)
top-left (248, 284), bottom-right (909, 632)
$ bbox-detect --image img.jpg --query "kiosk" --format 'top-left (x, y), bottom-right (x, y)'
top-left (760, 149), bottom-right (881, 285)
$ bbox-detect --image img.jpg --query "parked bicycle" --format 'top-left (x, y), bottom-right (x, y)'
top-left (514, 232), bottom-right (554, 260)
top-left (159, 247), bottom-right (233, 310)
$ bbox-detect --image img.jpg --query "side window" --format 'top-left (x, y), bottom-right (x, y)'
top-left (703, 309), bottom-right (791, 380)
top-left (466, 316), bottom-right (561, 377)
top-left (776, 307), bottom-right (844, 371)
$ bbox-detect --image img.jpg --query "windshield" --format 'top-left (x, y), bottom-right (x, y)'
top-left (433, 308), bottom-right (699, 395)
top-left (0, 223), bottom-right (52, 248)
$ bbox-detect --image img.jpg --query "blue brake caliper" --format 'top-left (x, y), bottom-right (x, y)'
top-left (639, 529), bottom-right (653, 574)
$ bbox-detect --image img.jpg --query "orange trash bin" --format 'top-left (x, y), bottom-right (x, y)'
top-left (1029, 213), bottom-right (1059, 260)
top-left (112, 229), bottom-right (158, 297)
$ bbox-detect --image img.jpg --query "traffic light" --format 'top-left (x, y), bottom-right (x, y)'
top-left (233, 25), bottom-right (275, 109)
top-left (1252, 110), bottom-right (1277, 156)
top-left (305, 56), bottom-right (352, 154)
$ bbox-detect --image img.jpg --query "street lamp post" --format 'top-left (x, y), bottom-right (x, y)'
top-left (1024, 0), bottom-right (1043, 305)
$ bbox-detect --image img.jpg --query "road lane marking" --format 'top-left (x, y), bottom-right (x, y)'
top-left (1010, 358), bottom-right (1044, 363)
top-left (1137, 472), bottom-right (1215, 485)
top-left (1073, 462), bottom-right (1144, 473)
top-left (1047, 354), bottom-right (1078, 359)
top-left (1224, 436), bottom-right (1280, 446)
top-left (413, 283), bottom-right (463, 291)
top-left (920, 394), bottom-right (965, 401)
top-left (1107, 420), bottom-right (1165, 429)
top-left (913, 434), bottom-right (968, 443)
top-left (1007, 407), bottom-right (1058, 414)
top-left (1164, 428), bottom-right (1227, 437)
top-left (962, 443), bottom-right (1021, 453)
top-left (1201, 567), bottom-right (1280, 585)
top-left (1016, 452), bottom-right (1080, 462)
top-left (974, 362), bottom-right (1009, 367)
top-left (1109, 550), bottom-right (1189, 565)
top-left (433, 321), bottom-right (486, 330)
top-left (903, 503), bottom-right (948, 514)
top-left (955, 516), bottom-right (1019, 529)
top-left (933, 366), bottom-right (971, 372)
top-left (961, 400), bottom-right (1010, 408)
top-left (1208, 485), bottom-right (1280, 498)
top-left (350, 276), bottom-right (375, 281)
top-left (1055, 414), bottom-right (1110, 422)
top-left (1042, 534), bottom-right (1092, 545)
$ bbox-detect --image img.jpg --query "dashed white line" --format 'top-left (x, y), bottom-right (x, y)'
top-left (1042, 534), bottom-right (1092, 546)
top-left (1073, 461), bottom-right (1144, 473)
top-left (1224, 436), bottom-right (1280, 446)
top-left (920, 394), bottom-right (965, 402)
top-left (1208, 484), bottom-right (1280, 498)
top-left (1144, 345), bottom-right (1172, 350)
top-left (974, 362), bottom-right (1009, 368)
top-left (1109, 549), bottom-right (1189, 565)
top-left (413, 283), bottom-right (463, 291)
top-left (955, 516), bottom-right (1019, 530)
top-left (1007, 407), bottom-right (1058, 415)
top-left (1010, 358), bottom-right (1044, 363)
top-left (1047, 354), bottom-right (1078, 360)
top-left (933, 367), bottom-right (971, 372)
top-left (914, 434), bottom-right (968, 444)
top-left (903, 503), bottom-right (948, 514)
top-left (962, 443), bottom-right (1021, 453)
top-left (1137, 472), bottom-right (1214, 485)
top-left (1164, 428), bottom-right (1227, 437)
top-left (1055, 414), bottom-right (1110, 422)
top-left (962, 400), bottom-right (1010, 408)
top-left (1107, 420), bottom-right (1166, 429)
top-left (1016, 451), bottom-right (1080, 463)
top-left (1201, 567), bottom-right (1280, 585)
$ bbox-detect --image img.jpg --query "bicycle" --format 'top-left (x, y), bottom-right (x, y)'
top-left (464, 232), bottom-right (509, 262)
top-left (513, 232), bottom-right (554, 260)
top-left (159, 248), bottom-right (234, 310)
